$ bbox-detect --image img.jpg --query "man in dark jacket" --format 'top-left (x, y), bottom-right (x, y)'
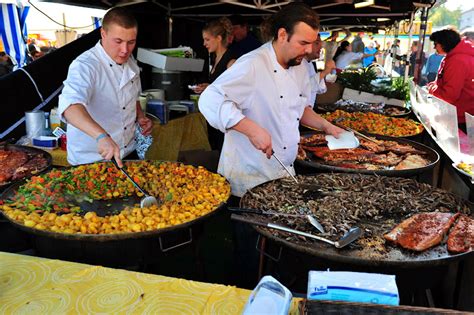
top-left (427, 29), bottom-right (474, 130)
top-left (228, 15), bottom-right (262, 58)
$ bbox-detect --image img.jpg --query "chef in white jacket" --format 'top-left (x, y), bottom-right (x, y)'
top-left (58, 8), bottom-right (152, 167)
top-left (199, 3), bottom-right (343, 197)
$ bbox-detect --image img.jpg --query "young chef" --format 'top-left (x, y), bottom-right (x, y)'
top-left (199, 3), bottom-right (343, 197)
top-left (58, 7), bottom-right (152, 167)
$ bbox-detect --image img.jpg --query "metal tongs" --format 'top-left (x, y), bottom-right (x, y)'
top-left (231, 214), bottom-right (362, 248)
top-left (272, 150), bottom-right (299, 184)
top-left (228, 206), bottom-right (325, 233)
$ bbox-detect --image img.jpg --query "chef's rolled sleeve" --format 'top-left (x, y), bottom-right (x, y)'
top-left (58, 60), bottom-right (97, 120)
top-left (199, 58), bottom-right (256, 132)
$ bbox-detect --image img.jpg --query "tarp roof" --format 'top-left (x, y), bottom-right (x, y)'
top-left (39, 0), bottom-right (437, 31)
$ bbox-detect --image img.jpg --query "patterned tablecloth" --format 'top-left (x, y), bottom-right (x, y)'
top-left (0, 252), bottom-right (300, 314)
top-left (0, 252), bottom-right (249, 314)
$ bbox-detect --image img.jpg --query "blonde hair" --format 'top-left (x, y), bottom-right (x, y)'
top-left (203, 17), bottom-right (233, 47)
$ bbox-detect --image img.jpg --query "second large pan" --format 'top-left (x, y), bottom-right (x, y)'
top-left (240, 174), bottom-right (473, 268)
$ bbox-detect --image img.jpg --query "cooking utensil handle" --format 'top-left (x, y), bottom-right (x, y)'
top-left (232, 214), bottom-right (336, 246)
top-left (227, 207), bottom-right (264, 214)
top-left (111, 157), bottom-right (148, 196)
top-left (267, 223), bottom-right (336, 246)
top-left (231, 214), bottom-right (268, 227)
top-left (271, 150), bottom-right (299, 184)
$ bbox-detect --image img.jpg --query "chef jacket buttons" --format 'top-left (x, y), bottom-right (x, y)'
top-left (274, 70), bottom-right (277, 73)
top-left (122, 107), bottom-right (126, 110)
top-left (125, 145), bottom-right (127, 148)
top-left (283, 147), bottom-right (287, 150)
top-left (109, 64), bottom-right (113, 67)
top-left (299, 94), bottom-right (302, 97)
top-left (280, 95), bottom-right (283, 99)
top-left (290, 164), bottom-right (293, 167)
top-left (124, 127), bottom-right (127, 130)
top-left (297, 118), bottom-right (300, 121)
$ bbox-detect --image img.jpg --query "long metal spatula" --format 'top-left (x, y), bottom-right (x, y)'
top-left (111, 157), bottom-right (159, 208)
top-left (228, 207), bottom-right (325, 233)
top-left (231, 214), bottom-right (362, 248)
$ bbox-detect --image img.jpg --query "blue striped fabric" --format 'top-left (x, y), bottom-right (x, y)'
top-left (0, 3), bottom-right (29, 69)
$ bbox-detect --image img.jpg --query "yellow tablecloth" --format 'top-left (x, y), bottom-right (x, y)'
top-left (146, 112), bottom-right (211, 161)
top-left (48, 113), bottom-right (211, 166)
top-left (0, 252), bottom-right (247, 314)
top-left (0, 252), bottom-right (300, 314)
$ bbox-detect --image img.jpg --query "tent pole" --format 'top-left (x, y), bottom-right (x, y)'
top-left (167, 2), bottom-right (172, 47)
top-left (415, 6), bottom-right (430, 85)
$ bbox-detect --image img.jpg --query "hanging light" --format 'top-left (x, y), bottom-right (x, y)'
top-left (354, 0), bottom-right (374, 9)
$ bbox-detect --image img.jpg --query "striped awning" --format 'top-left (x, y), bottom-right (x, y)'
top-left (0, 0), bottom-right (29, 68)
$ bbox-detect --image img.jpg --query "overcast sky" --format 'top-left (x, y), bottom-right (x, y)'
top-left (444, 0), bottom-right (474, 11)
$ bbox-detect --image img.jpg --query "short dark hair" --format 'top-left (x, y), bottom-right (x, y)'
top-left (270, 3), bottom-right (319, 41)
top-left (430, 29), bottom-right (461, 53)
top-left (102, 7), bottom-right (137, 31)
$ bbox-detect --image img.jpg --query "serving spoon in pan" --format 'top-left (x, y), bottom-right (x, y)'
top-left (231, 214), bottom-right (361, 248)
top-left (111, 157), bottom-right (159, 208)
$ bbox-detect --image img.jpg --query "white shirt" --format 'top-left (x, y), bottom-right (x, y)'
top-left (304, 59), bottom-right (327, 106)
top-left (199, 42), bottom-right (311, 197)
top-left (58, 41), bottom-right (141, 165)
top-left (335, 51), bottom-right (363, 70)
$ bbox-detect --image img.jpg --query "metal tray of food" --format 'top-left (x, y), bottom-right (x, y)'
top-left (296, 131), bottom-right (439, 177)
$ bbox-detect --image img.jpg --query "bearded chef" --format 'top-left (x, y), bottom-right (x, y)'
top-left (58, 7), bottom-right (152, 167)
top-left (199, 3), bottom-right (343, 197)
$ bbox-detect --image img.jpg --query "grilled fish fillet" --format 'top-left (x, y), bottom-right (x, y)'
top-left (447, 215), bottom-right (474, 254)
top-left (384, 212), bottom-right (459, 252)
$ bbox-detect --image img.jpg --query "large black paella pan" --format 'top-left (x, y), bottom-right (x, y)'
top-left (0, 160), bottom-right (230, 241)
top-left (239, 174), bottom-right (473, 268)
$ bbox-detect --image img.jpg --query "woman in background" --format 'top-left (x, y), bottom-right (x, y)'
top-left (427, 29), bottom-right (474, 132)
top-left (333, 40), bottom-right (378, 72)
top-left (193, 17), bottom-right (237, 150)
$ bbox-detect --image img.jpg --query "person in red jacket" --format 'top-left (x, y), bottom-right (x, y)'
top-left (427, 29), bottom-right (474, 131)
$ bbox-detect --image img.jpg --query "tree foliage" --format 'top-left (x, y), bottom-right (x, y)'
top-left (428, 4), bottom-right (462, 28)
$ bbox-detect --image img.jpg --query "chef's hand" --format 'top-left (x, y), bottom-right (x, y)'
top-left (97, 136), bottom-right (123, 168)
top-left (249, 126), bottom-right (273, 159)
top-left (192, 83), bottom-right (209, 94)
top-left (324, 122), bottom-right (345, 138)
top-left (138, 116), bottom-right (153, 136)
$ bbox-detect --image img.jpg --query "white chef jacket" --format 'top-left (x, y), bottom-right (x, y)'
top-left (199, 42), bottom-right (312, 197)
top-left (58, 41), bottom-right (141, 165)
top-left (304, 59), bottom-right (327, 106)
top-left (335, 51), bottom-right (363, 70)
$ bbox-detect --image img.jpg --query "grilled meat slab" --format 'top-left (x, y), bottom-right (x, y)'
top-left (384, 212), bottom-right (459, 252)
top-left (447, 215), bottom-right (474, 254)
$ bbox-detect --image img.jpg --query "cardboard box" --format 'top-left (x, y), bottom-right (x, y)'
top-left (137, 47), bottom-right (204, 72)
top-left (342, 87), bottom-right (405, 107)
